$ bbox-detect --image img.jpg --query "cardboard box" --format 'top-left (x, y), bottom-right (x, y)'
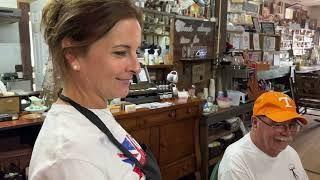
top-left (251, 63), bottom-right (270, 71)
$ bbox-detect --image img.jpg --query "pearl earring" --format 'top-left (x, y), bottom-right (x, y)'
top-left (73, 65), bottom-right (79, 71)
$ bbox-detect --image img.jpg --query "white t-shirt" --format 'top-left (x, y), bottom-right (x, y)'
top-left (29, 104), bottom-right (146, 180)
top-left (218, 133), bottom-right (308, 180)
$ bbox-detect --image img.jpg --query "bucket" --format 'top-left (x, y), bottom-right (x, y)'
top-left (227, 90), bottom-right (242, 106)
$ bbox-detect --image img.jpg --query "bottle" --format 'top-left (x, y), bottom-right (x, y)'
top-left (154, 49), bottom-right (159, 64)
top-left (148, 54), bottom-right (154, 65)
top-left (144, 49), bottom-right (149, 65)
top-left (203, 88), bottom-right (209, 100)
top-left (165, 1), bottom-right (171, 13)
top-left (209, 79), bottom-right (215, 101)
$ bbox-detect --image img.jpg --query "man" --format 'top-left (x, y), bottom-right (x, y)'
top-left (218, 91), bottom-right (309, 180)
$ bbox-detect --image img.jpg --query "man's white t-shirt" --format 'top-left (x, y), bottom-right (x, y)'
top-left (29, 104), bottom-right (146, 180)
top-left (218, 133), bottom-right (308, 180)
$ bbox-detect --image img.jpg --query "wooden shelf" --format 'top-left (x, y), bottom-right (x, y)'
top-left (147, 64), bottom-right (173, 69)
top-left (209, 154), bottom-right (223, 166)
top-left (141, 8), bottom-right (174, 17)
top-left (143, 32), bottom-right (169, 36)
top-left (259, 33), bottom-right (281, 37)
top-left (227, 11), bottom-right (245, 14)
top-left (144, 22), bottom-right (170, 28)
top-left (207, 127), bottom-right (240, 143)
top-left (262, 50), bottom-right (279, 53)
top-left (180, 58), bottom-right (215, 61)
top-left (227, 30), bottom-right (244, 34)
top-left (175, 15), bottom-right (208, 22)
top-left (232, 22), bottom-right (252, 26)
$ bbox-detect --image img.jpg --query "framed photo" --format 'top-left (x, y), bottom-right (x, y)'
top-left (253, 33), bottom-right (260, 50)
top-left (243, 32), bottom-right (250, 50)
top-left (260, 22), bottom-right (275, 34)
top-left (252, 17), bottom-right (261, 33)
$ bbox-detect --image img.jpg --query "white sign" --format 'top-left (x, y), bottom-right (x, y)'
top-left (175, 19), bottom-right (194, 32)
top-left (193, 35), bottom-right (200, 44)
top-left (197, 23), bottom-right (212, 35)
top-left (180, 36), bottom-right (191, 44)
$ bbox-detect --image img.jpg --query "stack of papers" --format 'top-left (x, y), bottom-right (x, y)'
top-left (136, 102), bottom-right (173, 109)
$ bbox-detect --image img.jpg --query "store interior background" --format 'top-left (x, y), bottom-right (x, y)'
top-left (1, 0), bottom-right (320, 179)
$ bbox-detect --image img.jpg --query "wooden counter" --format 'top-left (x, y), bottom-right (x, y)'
top-left (0, 118), bottom-right (43, 132)
top-left (0, 98), bottom-right (203, 180)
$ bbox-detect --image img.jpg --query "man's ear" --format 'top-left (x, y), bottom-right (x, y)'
top-left (251, 117), bottom-right (258, 130)
top-left (62, 37), bottom-right (80, 71)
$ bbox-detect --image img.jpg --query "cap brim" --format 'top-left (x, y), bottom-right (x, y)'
top-left (265, 111), bottom-right (307, 125)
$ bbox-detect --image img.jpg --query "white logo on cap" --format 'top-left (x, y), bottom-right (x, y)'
top-left (279, 97), bottom-right (292, 108)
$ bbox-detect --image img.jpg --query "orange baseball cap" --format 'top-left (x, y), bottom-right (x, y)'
top-left (253, 91), bottom-right (307, 125)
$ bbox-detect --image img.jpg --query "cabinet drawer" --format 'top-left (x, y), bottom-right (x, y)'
top-left (117, 118), bottom-right (137, 131)
top-left (176, 106), bottom-right (199, 120)
top-left (138, 110), bottom-right (175, 127)
top-left (161, 156), bottom-right (195, 180)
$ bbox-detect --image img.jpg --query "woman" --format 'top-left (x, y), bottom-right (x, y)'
top-left (29, 0), bottom-right (160, 179)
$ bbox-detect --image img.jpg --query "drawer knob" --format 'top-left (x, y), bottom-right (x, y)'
top-left (187, 108), bottom-right (192, 113)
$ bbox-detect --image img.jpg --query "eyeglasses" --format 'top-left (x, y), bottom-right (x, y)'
top-left (255, 116), bottom-right (302, 132)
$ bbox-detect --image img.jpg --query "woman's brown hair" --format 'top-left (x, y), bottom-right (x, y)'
top-left (41, 0), bottom-right (142, 79)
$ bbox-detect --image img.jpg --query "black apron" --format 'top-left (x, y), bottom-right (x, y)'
top-left (58, 92), bottom-right (161, 180)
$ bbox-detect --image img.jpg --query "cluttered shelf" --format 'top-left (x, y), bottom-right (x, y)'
top-left (201, 101), bottom-right (254, 125)
top-left (207, 127), bottom-right (240, 143)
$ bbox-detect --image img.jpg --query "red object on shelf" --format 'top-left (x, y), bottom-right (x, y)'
top-left (251, 63), bottom-right (270, 71)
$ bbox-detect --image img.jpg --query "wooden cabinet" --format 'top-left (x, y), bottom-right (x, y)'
top-left (115, 98), bottom-right (202, 180)
top-left (0, 98), bottom-right (202, 180)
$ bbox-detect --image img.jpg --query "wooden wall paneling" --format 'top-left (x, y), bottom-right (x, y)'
top-left (18, 2), bottom-right (32, 83)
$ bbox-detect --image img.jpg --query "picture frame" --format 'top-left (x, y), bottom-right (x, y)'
top-left (252, 17), bottom-right (261, 33)
top-left (242, 32), bottom-right (250, 50)
top-left (260, 22), bottom-right (275, 34)
top-left (252, 33), bottom-right (260, 50)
